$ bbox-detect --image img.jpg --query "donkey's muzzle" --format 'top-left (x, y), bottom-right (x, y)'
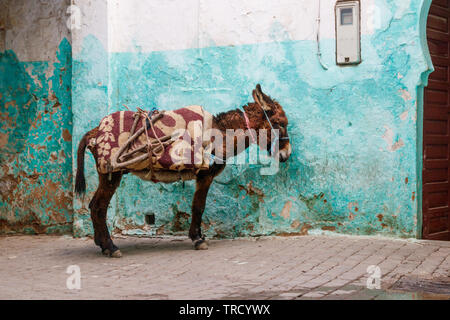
top-left (279, 142), bottom-right (292, 162)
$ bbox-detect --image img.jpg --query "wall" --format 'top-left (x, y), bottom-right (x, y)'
top-left (70, 0), bottom-right (432, 239)
top-left (0, 0), bottom-right (73, 234)
top-left (0, 0), bottom-right (433, 239)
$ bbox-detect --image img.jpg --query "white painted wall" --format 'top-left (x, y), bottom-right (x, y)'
top-left (71, 0), bottom-right (109, 55)
top-left (1, 1), bottom-right (399, 57)
top-left (108, 0), bottom-right (377, 53)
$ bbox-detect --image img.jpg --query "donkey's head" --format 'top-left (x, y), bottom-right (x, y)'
top-left (252, 84), bottom-right (292, 163)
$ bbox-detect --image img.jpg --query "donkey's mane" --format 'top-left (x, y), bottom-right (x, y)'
top-left (214, 108), bottom-right (243, 123)
top-left (214, 107), bottom-right (246, 131)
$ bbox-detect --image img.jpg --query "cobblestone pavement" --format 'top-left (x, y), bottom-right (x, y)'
top-left (0, 234), bottom-right (449, 299)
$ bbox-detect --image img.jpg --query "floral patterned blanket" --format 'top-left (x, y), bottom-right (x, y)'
top-left (89, 106), bottom-right (213, 174)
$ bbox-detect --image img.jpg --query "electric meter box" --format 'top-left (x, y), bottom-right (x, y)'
top-left (335, 1), bottom-right (361, 65)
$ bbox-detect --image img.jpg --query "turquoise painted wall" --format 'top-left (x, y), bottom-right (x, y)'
top-left (70, 0), bottom-right (431, 239)
top-left (72, 35), bottom-right (111, 235)
top-left (71, 0), bottom-right (432, 239)
top-left (0, 39), bottom-right (73, 234)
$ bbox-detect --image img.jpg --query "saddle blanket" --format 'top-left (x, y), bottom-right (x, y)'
top-left (89, 106), bottom-right (214, 174)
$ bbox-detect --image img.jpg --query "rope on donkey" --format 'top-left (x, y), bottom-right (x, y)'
top-left (110, 107), bottom-right (179, 178)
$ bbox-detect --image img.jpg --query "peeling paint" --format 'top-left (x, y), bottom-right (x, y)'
top-left (0, 1), bottom-right (72, 235)
top-left (399, 89), bottom-right (412, 101)
top-left (400, 110), bottom-right (409, 121)
top-left (382, 126), bottom-right (405, 152)
top-left (280, 201), bottom-right (292, 219)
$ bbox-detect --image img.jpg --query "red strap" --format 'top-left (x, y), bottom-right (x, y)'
top-left (242, 111), bottom-right (257, 144)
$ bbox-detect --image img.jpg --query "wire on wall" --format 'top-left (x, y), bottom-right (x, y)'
top-left (316, 0), bottom-right (329, 70)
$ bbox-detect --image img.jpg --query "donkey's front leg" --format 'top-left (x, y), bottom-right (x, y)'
top-left (189, 174), bottom-right (214, 250)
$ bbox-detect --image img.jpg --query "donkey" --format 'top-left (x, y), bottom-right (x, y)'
top-left (75, 84), bottom-right (291, 257)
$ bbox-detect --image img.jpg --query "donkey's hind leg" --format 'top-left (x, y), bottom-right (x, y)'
top-left (189, 173), bottom-right (214, 250)
top-left (89, 172), bottom-right (122, 258)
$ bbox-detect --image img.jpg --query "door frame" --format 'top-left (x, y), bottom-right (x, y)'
top-left (419, 0), bottom-right (445, 239)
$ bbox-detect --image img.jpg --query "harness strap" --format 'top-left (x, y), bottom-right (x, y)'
top-left (261, 107), bottom-right (289, 155)
top-left (260, 108), bottom-right (279, 154)
top-left (240, 109), bottom-right (257, 144)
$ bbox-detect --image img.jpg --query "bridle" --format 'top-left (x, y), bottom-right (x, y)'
top-left (241, 106), bottom-right (289, 155)
top-left (207, 105), bottom-right (289, 164)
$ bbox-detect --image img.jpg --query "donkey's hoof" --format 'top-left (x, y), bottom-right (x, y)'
top-left (102, 249), bottom-right (110, 256)
top-left (194, 239), bottom-right (208, 250)
top-left (110, 250), bottom-right (122, 258)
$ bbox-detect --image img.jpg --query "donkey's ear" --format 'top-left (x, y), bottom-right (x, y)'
top-left (256, 84), bottom-right (263, 93)
top-left (253, 84), bottom-right (271, 111)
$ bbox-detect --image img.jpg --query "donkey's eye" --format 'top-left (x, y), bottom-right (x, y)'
top-left (273, 124), bottom-right (284, 131)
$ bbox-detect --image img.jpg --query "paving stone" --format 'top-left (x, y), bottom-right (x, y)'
top-left (0, 234), bottom-right (449, 299)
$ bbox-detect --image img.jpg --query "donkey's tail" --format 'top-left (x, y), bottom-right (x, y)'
top-left (75, 131), bottom-right (90, 196)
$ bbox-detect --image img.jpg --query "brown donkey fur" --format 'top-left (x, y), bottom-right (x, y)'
top-left (75, 84), bottom-right (291, 257)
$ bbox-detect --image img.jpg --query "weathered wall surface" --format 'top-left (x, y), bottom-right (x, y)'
top-left (0, 0), bottom-right (73, 234)
top-left (71, 0), bottom-right (432, 239)
top-left (71, 0), bottom-right (110, 235)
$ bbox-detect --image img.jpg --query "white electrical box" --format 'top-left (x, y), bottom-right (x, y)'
top-left (335, 1), bottom-right (361, 65)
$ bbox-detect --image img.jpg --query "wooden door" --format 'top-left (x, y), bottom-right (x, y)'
top-left (423, 0), bottom-right (450, 240)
